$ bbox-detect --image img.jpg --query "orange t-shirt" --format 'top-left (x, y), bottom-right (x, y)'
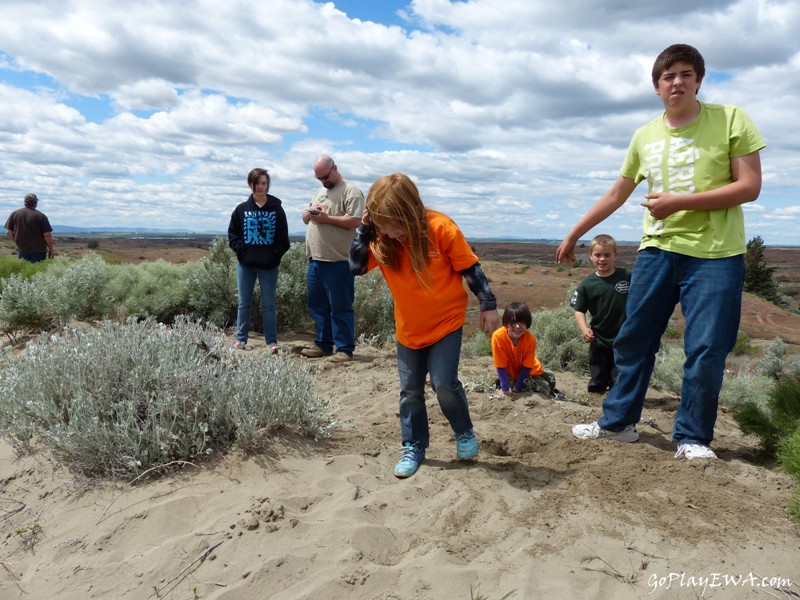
top-left (366, 211), bottom-right (478, 349)
top-left (491, 327), bottom-right (544, 380)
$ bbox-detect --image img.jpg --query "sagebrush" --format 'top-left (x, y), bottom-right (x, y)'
top-left (0, 318), bottom-right (336, 478)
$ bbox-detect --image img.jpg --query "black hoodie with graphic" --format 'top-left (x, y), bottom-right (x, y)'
top-left (227, 193), bottom-right (290, 269)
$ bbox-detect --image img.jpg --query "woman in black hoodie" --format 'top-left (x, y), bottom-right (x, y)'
top-left (227, 168), bottom-right (290, 352)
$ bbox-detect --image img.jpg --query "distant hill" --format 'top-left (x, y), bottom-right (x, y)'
top-left (52, 225), bottom-right (218, 235)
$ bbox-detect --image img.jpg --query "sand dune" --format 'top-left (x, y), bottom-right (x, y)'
top-left (1, 335), bottom-right (798, 599)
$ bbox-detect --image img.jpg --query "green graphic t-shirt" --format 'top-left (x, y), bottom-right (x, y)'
top-left (621, 103), bottom-right (766, 258)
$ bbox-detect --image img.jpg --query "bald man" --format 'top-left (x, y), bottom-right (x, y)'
top-left (301, 155), bottom-right (365, 363)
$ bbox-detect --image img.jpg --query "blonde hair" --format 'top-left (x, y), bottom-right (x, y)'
top-left (366, 173), bottom-right (432, 286)
top-left (589, 234), bottom-right (618, 253)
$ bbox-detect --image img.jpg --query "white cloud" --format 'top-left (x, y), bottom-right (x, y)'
top-left (0, 0), bottom-right (798, 243)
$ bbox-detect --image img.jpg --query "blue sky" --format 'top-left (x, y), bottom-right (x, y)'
top-left (1, 0), bottom-right (799, 244)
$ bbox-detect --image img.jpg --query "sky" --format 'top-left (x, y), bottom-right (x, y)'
top-left (1, 0), bottom-right (799, 244)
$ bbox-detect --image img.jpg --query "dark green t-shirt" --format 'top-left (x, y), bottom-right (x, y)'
top-left (570, 268), bottom-right (631, 348)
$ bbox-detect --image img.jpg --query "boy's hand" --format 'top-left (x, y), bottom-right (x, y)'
top-left (555, 241), bottom-right (576, 264)
top-left (582, 329), bottom-right (595, 343)
top-left (642, 193), bottom-right (680, 220)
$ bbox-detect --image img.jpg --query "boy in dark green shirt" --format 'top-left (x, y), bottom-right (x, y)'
top-left (570, 234), bottom-right (630, 393)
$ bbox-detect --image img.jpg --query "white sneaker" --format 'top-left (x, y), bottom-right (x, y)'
top-left (674, 444), bottom-right (717, 460)
top-left (572, 421), bottom-right (639, 443)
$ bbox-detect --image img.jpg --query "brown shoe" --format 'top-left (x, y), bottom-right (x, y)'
top-left (328, 352), bottom-right (352, 363)
top-left (301, 346), bottom-right (330, 358)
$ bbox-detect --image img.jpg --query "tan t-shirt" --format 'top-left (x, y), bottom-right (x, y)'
top-left (305, 179), bottom-right (365, 262)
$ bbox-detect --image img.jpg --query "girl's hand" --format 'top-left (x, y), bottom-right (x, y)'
top-left (480, 309), bottom-right (500, 336)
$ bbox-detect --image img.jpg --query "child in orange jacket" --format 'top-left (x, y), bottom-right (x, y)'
top-left (491, 302), bottom-right (559, 397)
top-left (349, 173), bottom-right (499, 478)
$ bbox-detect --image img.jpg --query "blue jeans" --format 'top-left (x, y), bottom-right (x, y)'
top-left (236, 262), bottom-right (279, 345)
top-left (599, 249), bottom-right (744, 446)
top-left (18, 251), bottom-right (47, 263)
top-left (306, 259), bottom-right (355, 355)
top-left (396, 328), bottom-right (473, 449)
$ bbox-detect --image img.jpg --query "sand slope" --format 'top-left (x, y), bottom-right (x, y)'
top-left (1, 336), bottom-right (798, 599)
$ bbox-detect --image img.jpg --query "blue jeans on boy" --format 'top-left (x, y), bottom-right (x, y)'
top-left (396, 327), bottom-right (473, 449)
top-left (598, 248), bottom-right (744, 446)
top-left (306, 259), bottom-right (355, 355)
top-left (236, 262), bottom-right (279, 345)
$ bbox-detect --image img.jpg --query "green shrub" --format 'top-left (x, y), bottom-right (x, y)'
top-left (744, 235), bottom-right (778, 301)
top-left (354, 269), bottom-right (395, 345)
top-left (778, 427), bottom-right (800, 479)
top-left (788, 491), bottom-right (800, 523)
top-left (462, 330), bottom-right (492, 358)
top-left (119, 260), bottom-right (192, 322)
top-left (719, 371), bottom-right (774, 408)
top-left (43, 253), bottom-right (112, 322)
top-left (650, 342), bottom-right (685, 396)
top-left (732, 371), bottom-right (800, 455)
top-left (0, 274), bottom-right (56, 334)
top-left (732, 330), bottom-right (756, 356)
top-left (757, 337), bottom-right (787, 381)
top-left (0, 318), bottom-right (335, 478)
top-left (276, 243), bottom-right (313, 332)
top-left (531, 303), bottom-right (588, 373)
top-left (186, 236), bottom-right (238, 327)
top-left (662, 319), bottom-right (682, 341)
top-left (0, 255), bottom-right (49, 289)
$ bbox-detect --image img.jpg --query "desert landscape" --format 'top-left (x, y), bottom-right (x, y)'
top-left (1, 236), bottom-right (799, 599)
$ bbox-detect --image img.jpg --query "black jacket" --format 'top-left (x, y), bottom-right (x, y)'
top-left (227, 194), bottom-right (290, 269)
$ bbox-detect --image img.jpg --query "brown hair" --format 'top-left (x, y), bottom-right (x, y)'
top-left (24, 193), bottom-right (38, 208)
top-left (652, 44), bottom-right (705, 86)
top-left (365, 173), bottom-right (431, 286)
top-left (247, 168), bottom-right (270, 192)
top-left (589, 234), bottom-right (618, 253)
top-left (502, 302), bottom-right (532, 328)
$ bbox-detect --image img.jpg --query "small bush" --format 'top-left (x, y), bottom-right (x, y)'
top-left (354, 270), bottom-right (395, 345)
top-left (732, 371), bottom-right (800, 455)
top-left (275, 243), bottom-right (313, 332)
top-left (0, 318), bottom-right (336, 478)
top-left (462, 330), bottom-right (492, 358)
top-left (119, 260), bottom-right (192, 322)
top-left (0, 273), bottom-right (56, 334)
top-left (186, 236), bottom-right (238, 327)
top-left (531, 303), bottom-right (588, 373)
top-left (732, 330), bottom-right (756, 356)
top-left (0, 255), bottom-right (49, 289)
top-left (757, 337), bottom-right (787, 381)
top-left (778, 427), bottom-right (800, 479)
top-left (42, 253), bottom-right (112, 322)
top-left (650, 342), bottom-right (685, 396)
top-left (719, 371), bottom-right (774, 408)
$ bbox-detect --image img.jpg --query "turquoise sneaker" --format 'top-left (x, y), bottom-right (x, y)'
top-left (393, 442), bottom-right (425, 478)
top-left (455, 430), bottom-right (479, 460)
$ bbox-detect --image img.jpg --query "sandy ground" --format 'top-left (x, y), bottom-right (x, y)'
top-left (1, 333), bottom-right (799, 600)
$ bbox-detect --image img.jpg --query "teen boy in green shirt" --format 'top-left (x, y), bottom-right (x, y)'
top-left (556, 44), bottom-right (765, 460)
